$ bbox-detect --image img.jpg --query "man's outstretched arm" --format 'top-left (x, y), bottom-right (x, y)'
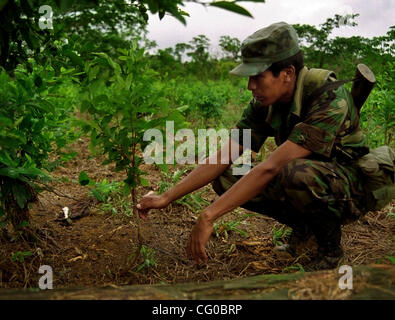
top-left (186, 140), bottom-right (312, 264)
top-left (137, 138), bottom-right (244, 220)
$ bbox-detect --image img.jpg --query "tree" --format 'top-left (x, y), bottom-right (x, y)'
top-left (187, 34), bottom-right (211, 64)
top-left (174, 42), bottom-right (193, 62)
top-left (293, 14), bottom-right (359, 68)
top-left (0, 0), bottom-right (267, 72)
top-left (78, 45), bottom-right (186, 268)
top-left (219, 35), bottom-right (241, 60)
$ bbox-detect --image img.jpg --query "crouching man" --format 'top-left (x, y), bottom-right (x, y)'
top-left (137, 22), bottom-right (394, 271)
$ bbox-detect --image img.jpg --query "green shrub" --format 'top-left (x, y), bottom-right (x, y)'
top-left (0, 60), bottom-right (77, 235)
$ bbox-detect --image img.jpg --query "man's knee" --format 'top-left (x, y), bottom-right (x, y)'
top-left (277, 158), bottom-right (333, 212)
top-left (279, 158), bottom-right (318, 190)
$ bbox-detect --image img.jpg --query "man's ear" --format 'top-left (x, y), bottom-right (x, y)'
top-left (282, 66), bottom-right (296, 82)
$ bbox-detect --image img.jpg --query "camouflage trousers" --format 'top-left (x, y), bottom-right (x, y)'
top-left (212, 158), bottom-right (370, 251)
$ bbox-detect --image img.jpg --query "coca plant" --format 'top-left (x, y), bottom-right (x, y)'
top-left (78, 44), bottom-right (185, 259)
top-left (0, 61), bottom-right (78, 239)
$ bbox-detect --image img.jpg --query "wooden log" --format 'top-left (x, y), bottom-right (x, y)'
top-left (351, 63), bottom-right (376, 113)
top-left (0, 264), bottom-right (393, 300)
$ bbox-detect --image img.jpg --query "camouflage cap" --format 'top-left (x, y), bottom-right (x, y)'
top-left (230, 22), bottom-right (300, 77)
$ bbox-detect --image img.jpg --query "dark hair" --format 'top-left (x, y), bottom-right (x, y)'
top-left (268, 51), bottom-right (304, 77)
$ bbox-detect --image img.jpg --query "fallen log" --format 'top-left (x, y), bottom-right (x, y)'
top-left (0, 264), bottom-right (393, 300)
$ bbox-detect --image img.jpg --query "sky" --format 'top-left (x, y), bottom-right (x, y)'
top-left (145, 0), bottom-right (394, 55)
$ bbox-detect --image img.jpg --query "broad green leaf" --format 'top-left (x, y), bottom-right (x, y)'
top-left (0, 151), bottom-right (16, 167)
top-left (123, 182), bottom-right (131, 196)
top-left (210, 1), bottom-right (253, 18)
top-left (0, 117), bottom-right (12, 127)
top-left (91, 189), bottom-right (105, 202)
top-left (140, 177), bottom-right (150, 187)
top-left (12, 183), bottom-right (31, 208)
top-left (0, 167), bottom-right (46, 179)
top-left (78, 171), bottom-right (90, 186)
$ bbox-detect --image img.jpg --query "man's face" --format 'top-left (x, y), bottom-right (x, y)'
top-left (247, 70), bottom-right (290, 107)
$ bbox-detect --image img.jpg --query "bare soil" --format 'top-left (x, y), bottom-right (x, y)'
top-left (0, 137), bottom-right (394, 289)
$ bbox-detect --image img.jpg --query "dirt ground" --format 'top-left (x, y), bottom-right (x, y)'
top-left (0, 137), bottom-right (394, 290)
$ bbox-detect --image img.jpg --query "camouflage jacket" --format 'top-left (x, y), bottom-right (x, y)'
top-left (236, 66), bottom-right (370, 163)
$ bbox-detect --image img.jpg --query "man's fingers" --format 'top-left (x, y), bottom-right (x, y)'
top-left (192, 237), bottom-right (204, 265)
top-left (200, 244), bottom-right (207, 264)
top-left (138, 209), bottom-right (149, 221)
top-left (197, 242), bottom-right (207, 264)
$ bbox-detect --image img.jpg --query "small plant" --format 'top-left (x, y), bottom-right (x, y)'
top-left (0, 62), bottom-right (77, 237)
top-left (158, 167), bottom-right (188, 194)
top-left (129, 245), bottom-right (157, 272)
top-left (11, 251), bottom-right (32, 263)
top-left (158, 165), bottom-right (210, 213)
top-left (227, 243), bottom-right (236, 254)
top-left (90, 179), bottom-right (122, 203)
top-left (385, 256), bottom-right (395, 265)
top-left (77, 45), bottom-right (186, 265)
top-left (79, 171), bottom-right (134, 216)
top-left (283, 263), bottom-right (305, 273)
top-left (214, 220), bottom-right (247, 239)
top-left (272, 225), bottom-right (292, 246)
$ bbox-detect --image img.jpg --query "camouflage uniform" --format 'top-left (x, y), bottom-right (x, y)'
top-left (222, 22), bottom-right (382, 262)
top-left (213, 68), bottom-right (369, 252)
top-left (212, 68), bottom-right (371, 254)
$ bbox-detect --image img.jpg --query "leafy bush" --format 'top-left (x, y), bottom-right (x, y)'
top-left (170, 79), bottom-right (237, 121)
top-left (0, 61), bottom-right (77, 235)
top-left (360, 61), bottom-right (395, 148)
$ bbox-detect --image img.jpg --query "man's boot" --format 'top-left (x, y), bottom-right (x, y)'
top-left (305, 220), bottom-right (344, 271)
top-left (274, 224), bottom-right (313, 256)
top-left (305, 245), bottom-right (344, 271)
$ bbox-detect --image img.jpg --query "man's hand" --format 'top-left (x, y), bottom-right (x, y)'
top-left (137, 191), bottom-right (169, 221)
top-left (186, 212), bottom-right (214, 264)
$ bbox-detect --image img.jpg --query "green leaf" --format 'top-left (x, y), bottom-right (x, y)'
top-left (385, 256), bottom-right (395, 264)
top-left (78, 171), bottom-right (90, 186)
top-left (0, 167), bottom-right (47, 179)
top-left (91, 188), bottom-right (105, 202)
top-left (12, 251), bottom-right (33, 262)
top-left (159, 9), bottom-right (165, 20)
top-left (210, 1), bottom-right (253, 18)
top-left (12, 183), bottom-right (31, 209)
top-left (116, 48), bottom-right (128, 55)
top-left (80, 100), bottom-right (91, 113)
top-left (140, 177), bottom-right (150, 187)
top-left (179, 10), bottom-right (190, 17)
top-left (63, 50), bottom-right (84, 67)
top-left (123, 183), bottom-right (131, 196)
top-left (18, 220), bottom-right (29, 228)
top-left (0, 117), bottom-right (12, 127)
top-left (235, 0), bottom-right (266, 2)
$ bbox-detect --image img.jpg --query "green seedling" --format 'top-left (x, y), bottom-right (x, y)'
top-left (129, 245), bottom-right (157, 272)
top-left (214, 220), bottom-right (247, 239)
top-left (158, 166), bottom-right (209, 213)
top-left (283, 263), bottom-right (305, 273)
top-left (11, 251), bottom-right (33, 263)
top-left (272, 225), bottom-right (292, 246)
